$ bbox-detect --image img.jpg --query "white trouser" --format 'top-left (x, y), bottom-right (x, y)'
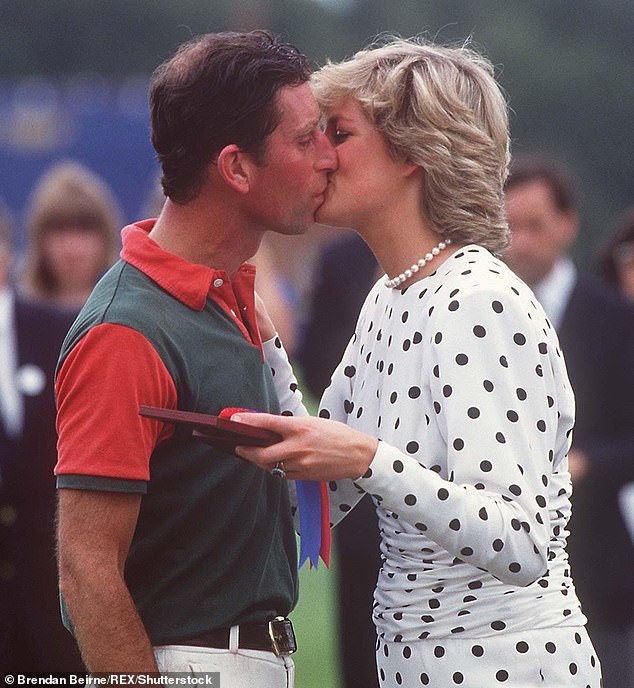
top-left (154, 625), bottom-right (295, 688)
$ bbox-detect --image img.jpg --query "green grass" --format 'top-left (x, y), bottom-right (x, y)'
top-left (290, 546), bottom-right (343, 688)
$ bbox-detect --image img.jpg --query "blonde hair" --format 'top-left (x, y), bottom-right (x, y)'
top-left (312, 36), bottom-right (511, 252)
top-left (22, 160), bottom-right (121, 300)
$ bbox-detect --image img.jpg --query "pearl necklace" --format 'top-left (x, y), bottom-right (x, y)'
top-left (384, 238), bottom-right (452, 288)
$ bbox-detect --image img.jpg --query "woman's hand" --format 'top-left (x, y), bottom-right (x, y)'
top-left (232, 412), bottom-right (378, 482)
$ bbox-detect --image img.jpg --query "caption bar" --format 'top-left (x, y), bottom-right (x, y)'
top-left (2, 676), bottom-right (220, 687)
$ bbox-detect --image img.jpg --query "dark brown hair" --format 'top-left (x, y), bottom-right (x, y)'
top-left (150, 30), bottom-right (311, 204)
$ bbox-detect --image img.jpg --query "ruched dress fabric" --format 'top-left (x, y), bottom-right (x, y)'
top-left (265, 245), bottom-right (601, 686)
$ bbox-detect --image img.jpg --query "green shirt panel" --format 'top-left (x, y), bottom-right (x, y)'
top-left (57, 260), bottom-right (298, 644)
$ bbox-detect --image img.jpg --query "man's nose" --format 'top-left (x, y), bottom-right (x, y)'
top-left (316, 131), bottom-right (338, 171)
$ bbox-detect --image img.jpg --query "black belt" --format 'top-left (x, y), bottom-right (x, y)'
top-left (177, 617), bottom-right (296, 656)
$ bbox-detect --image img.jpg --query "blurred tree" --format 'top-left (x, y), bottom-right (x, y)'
top-left (0, 0), bottom-right (632, 260)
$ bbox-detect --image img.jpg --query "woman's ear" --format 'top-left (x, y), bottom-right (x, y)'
top-left (216, 144), bottom-right (253, 194)
top-left (402, 160), bottom-right (422, 178)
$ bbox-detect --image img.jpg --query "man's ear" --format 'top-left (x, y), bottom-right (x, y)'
top-left (216, 144), bottom-right (253, 194)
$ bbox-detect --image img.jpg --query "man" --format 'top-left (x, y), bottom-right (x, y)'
top-left (0, 203), bottom-right (82, 670)
top-left (55, 31), bottom-right (336, 682)
top-left (503, 154), bottom-right (634, 688)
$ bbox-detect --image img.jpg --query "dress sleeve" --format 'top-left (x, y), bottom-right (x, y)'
top-left (55, 323), bottom-right (177, 489)
top-left (354, 286), bottom-right (567, 586)
top-left (318, 321), bottom-right (373, 528)
top-left (262, 335), bottom-right (309, 419)
top-left (263, 333), bottom-right (367, 528)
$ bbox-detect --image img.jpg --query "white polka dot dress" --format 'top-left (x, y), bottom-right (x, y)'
top-left (265, 245), bottom-right (601, 686)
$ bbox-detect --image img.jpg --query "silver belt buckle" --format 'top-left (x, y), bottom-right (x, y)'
top-left (267, 616), bottom-right (297, 656)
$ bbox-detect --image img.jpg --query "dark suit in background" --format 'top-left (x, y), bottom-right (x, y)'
top-left (0, 295), bottom-right (83, 671)
top-left (297, 233), bottom-right (381, 688)
top-left (558, 275), bottom-right (634, 659)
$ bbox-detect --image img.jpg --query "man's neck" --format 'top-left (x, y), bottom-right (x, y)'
top-left (149, 198), bottom-right (264, 277)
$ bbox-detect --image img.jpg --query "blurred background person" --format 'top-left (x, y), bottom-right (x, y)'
top-left (20, 160), bottom-right (121, 309)
top-left (598, 205), bottom-right (634, 303)
top-left (503, 153), bottom-right (634, 688)
top-left (0, 199), bottom-right (82, 671)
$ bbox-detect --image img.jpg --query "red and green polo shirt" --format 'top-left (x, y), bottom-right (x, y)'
top-left (55, 220), bottom-right (298, 645)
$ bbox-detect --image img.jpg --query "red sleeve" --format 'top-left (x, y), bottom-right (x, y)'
top-left (55, 323), bottom-right (177, 481)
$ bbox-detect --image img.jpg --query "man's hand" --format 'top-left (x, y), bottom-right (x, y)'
top-left (568, 448), bottom-right (590, 483)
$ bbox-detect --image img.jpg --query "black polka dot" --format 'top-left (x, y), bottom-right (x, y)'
top-left (492, 300), bottom-right (504, 313)
top-left (437, 488), bottom-right (449, 501)
top-left (344, 365), bottom-right (356, 377)
top-left (495, 669), bottom-right (509, 682)
top-left (473, 325), bottom-right (486, 337)
top-left (404, 494), bottom-right (417, 506)
top-left (471, 644), bottom-right (484, 657)
top-left (513, 332), bottom-right (526, 345)
top-left (393, 460), bottom-right (404, 473)
top-left (406, 441), bottom-right (419, 453)
top-left (455, 353), bottom-right (469, 365)
top-left (467, 407), bottom-right (480, 419)
top-left (408, 386), bottom-right (421, 399)
top-left (515, 641), bottom-right (529, 653)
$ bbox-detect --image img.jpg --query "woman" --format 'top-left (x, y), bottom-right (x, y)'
top-left (236, 37), bottom-right (602, 686)
top-left (21, 160), bottom-right (120, 309)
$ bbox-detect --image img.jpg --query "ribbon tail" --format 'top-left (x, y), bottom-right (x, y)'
top-left (296, 480), bottom-right (323, 569)
top-left (319, 481), bottom-right (331, 568)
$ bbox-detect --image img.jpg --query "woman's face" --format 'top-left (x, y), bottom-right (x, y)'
top-left (316, 97), bottom-right (408, 231)
top-left (43, 224), bottom-right (106, 295)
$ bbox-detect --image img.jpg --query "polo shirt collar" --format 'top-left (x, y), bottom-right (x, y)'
top-left (120, 220), bottom-right (255, 311)
top-left (119, 220), bottom-right (261, 349)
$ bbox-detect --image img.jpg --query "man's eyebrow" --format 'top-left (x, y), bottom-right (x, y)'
top-left (295, 117), bottom-right (321, 138)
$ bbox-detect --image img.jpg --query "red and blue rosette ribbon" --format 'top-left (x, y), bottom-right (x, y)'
top-left (220, 408), bottom-right (330, 569)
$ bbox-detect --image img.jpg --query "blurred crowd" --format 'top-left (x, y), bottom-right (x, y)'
top-left (1, 151), bottom-right (633, 684)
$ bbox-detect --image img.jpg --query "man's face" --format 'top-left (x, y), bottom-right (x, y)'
top-left (246, 82), bottom-right (337, 236)
top-left (504, 180), bottom-right (577, 287)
